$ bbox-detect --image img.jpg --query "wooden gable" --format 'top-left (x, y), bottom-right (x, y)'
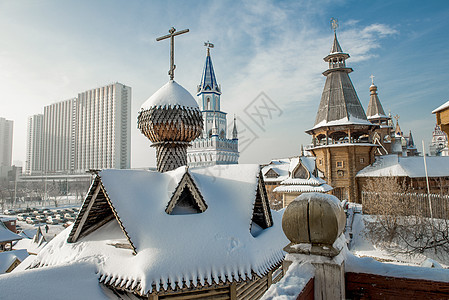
top-left (292, 162), bottom-right (310, 179)
top-left (264, 168), bottom-right (279, 178)
top-left (67, 176), bottom-right (136, 253)
top-left (250, 172), bottom-right (274, 236)
top-left (166, 172), bottom-right (207, 215)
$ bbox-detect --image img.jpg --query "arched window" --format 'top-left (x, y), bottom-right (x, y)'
top-left (206, 98), bottom-right (211, 110)
top-left (220, 130), bottom-right (225, 139)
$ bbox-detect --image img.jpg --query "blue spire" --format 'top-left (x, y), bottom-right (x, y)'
top-left (197, 47), bottom-right (221, 95)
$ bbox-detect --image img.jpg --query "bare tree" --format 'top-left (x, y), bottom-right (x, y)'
top-left (362, 176), bottom-right (449, 258)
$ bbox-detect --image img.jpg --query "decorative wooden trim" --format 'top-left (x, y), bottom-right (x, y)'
top-left (71, 183), bottom-right (101, 242)
top-left (166, 171), bottom-right (207, 214)
top-left (291, 162), bottom-right (310, 180)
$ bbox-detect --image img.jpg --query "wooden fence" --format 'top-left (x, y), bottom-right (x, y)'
top-left (361, 191), bottom-right (449, 219)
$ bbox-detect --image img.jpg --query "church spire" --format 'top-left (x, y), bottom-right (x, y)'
top-left (232, 115), bottom-right (238, 140)
top-left (197, 41), bottom-right (221, 96)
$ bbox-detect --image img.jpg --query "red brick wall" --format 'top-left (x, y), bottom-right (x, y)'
top-left (346, 272), bottom-right (449, 299)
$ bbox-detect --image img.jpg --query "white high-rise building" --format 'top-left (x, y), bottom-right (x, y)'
top-left (42, 98), bottom-right (76, 173)
top-left (0, 117), bottom-right (13, 167)
top-left (25, 114), bottom-right (44, 174)
top-left (26, 83), bottom-right (131, 175)
top-left (76, 83), bottom-right (131, 171)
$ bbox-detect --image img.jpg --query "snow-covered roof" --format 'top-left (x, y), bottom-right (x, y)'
top-left (27, 164), bottom-right (287, 296)
top-left (311, 116), bottom-right (373, 131)
top-left (13, 228), bottom-right (47, 255)
top-left (357, 154), bottom-right (449, 178)
top-left (0, 249), bottom-right (28, 273)
top-left (0, 221), bottom-right (22, 243)
top-left (432, 100), bottom-right (449, 114)
top-left (0, 262), bottom-right (119, 299)
top-left (262, 156), bottom-right (332, 195)
top-left (273, 184), bottom-right (333, 194)
top-left (141, 80), bottom-right (199, 110)
top-left (261, 158), bottom-right (291, 182)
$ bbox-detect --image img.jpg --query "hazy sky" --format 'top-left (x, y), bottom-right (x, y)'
top-left (1, 0), bottom-right (448, 168)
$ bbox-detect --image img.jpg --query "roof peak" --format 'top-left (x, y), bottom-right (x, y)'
top-left (197, 48), bottom-right (221, 95)
top-left (331, 31), bottom-right (343, 53)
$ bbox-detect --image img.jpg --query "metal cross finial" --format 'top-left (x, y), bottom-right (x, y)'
top-left (204, 40), bottom-right (214, 56)
top-left (394, 114), bottom-right (400, 121)
top-left (156, 27), bottom-right (190, 80)
top-left (330, 18), bottom-right (338, 32)
top-left (370, 74), bottom-right (375, 85)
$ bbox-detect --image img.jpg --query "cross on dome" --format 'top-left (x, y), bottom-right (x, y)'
top-left (370, 74), bottom-right (375, 85)
top-left (156, 27), bottom-right (190, 80)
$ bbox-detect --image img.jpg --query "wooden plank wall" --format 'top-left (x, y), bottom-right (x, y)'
top-left (346, 272), bottom-right (449, 299)
top-left (296, 278), bottom-right (314, 300)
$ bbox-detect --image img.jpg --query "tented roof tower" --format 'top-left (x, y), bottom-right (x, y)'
top-left (366, 82), bottom-right (388, 121)
top-left (312, 31), bottom-right (370, 129)
top-left (305, 20), bottom-right (377, 203)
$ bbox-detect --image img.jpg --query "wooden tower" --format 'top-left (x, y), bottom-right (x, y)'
top-left (366, 78), bottom-right (392, 155)
top-left (305, 21), bottom-right (377, 203)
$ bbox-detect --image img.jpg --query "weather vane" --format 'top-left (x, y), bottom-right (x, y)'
top-left (156, 27), bottom-right (190, 80)
top-left (370, 74), bottom-right (375, 85)
top-left (394, 114), bottom-right (400, 122)
top-left (204, 40), bottom-right (214, 56)
top-left (330, 18), bottom-right (338, 32)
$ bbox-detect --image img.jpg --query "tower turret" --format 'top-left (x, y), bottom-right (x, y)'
top-left (186, 42), bottom-right (239, 167)
top-left (232, 116), bottom-right (238, 140)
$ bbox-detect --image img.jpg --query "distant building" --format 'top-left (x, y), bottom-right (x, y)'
top-left (75, 83), bottom-right (131, 172)
top-left (429, 124), bottom-right (448, 156)
top-left (433, 100), bottom-right (449, 136)
top-left (0, 117), bottom-right (13, 168)
top-left (42, 98), bottom-right (76, 173)
top-left (262, 156), bottom-right (332, 209)
top-left (25, 83), bottom-right (131, 175)
top-left (25, 114), bottom-right (44, 175)
top-left (187, 46), bottom-right (239, 167)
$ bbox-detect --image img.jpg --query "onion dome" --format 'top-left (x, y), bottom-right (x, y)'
top-left (138, 80), bottom-right (203, 172)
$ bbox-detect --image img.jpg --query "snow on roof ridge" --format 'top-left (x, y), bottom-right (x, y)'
top-left (432, 100), bottom-right (449, 114)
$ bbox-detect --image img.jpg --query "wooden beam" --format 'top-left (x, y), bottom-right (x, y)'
top-left (77, 214), bottom-right (115, 241)
top-left (72, 184), bottom-right (101, 242)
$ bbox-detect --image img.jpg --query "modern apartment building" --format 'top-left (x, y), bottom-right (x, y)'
top-left (25, 114), bottom-right (44, 174)
top-left (76, 83), bottom-right (131, 171)
top-left (0, 117), bottom-right (13, 167)
top-left (26, 83), bottom-right (131, 175)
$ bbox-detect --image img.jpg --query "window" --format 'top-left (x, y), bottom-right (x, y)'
top-left (206, 98), bottom-right (211, 110)
top-left (360, 158), bottom-right (364, 163)
top-left (336, 161), bottom-right (343, 168)
top-left (319, 159), bottom-right (323, 165)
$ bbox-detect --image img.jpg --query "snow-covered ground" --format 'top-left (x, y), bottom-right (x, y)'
top-left (347, 204), bottom-right (449, 267)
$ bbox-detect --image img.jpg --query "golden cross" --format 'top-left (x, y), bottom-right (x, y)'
top-left (156, 27), bottom-right (189, 80)
top-left (370, 74), bottom-right (375, 85)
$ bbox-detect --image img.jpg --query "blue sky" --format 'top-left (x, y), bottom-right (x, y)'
top-left (0, 0), bottom-right (448, 168)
